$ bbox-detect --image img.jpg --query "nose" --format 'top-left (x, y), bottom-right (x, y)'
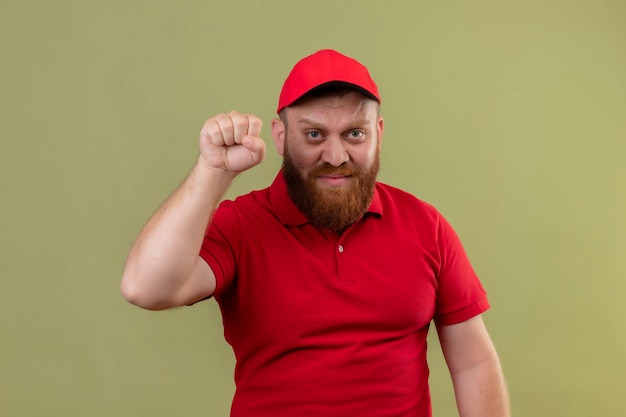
top-left (321, 136), bottom-right (349, 167)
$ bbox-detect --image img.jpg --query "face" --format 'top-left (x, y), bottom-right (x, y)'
top-left (271, 91), bottom-right (384, 232)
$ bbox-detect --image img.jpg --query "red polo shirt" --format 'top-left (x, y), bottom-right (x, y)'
top-left (200, 171), bottom-right (489, 417)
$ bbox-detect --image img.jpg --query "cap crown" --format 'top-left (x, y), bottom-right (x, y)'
top-left (277, 49), bottom-right (380, 113)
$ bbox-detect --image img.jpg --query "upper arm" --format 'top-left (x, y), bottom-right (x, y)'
top-left (436, 316), bottom-right (510, 416)
top-left (436, 315), bottom-right (499, 375)
top-left (173, 256), bottom-right (217, 307)
top-left (124, 256), bottom-right (217, 311)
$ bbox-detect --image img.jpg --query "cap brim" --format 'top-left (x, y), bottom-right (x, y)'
top-left (284, 81), bottom-right (380, 111)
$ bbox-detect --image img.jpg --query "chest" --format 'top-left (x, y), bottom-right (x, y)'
top-left (218, 217), bottom-right (441, 348)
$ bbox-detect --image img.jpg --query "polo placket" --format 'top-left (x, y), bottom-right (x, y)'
top-left (333, 228), bottom-right (358, 286)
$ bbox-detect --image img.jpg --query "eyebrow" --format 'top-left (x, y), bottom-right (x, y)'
top-left (296, 117), bottom-right (370, 128)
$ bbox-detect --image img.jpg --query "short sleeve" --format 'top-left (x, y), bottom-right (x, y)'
top-left (199, 202), bottom-right (241, 297)
top-left (433, 214), bottom-right (490, 326)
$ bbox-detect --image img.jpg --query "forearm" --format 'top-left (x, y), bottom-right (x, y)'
top-left (120, 159), bottom-right (234, 308)
top-left (451, 358), bottom-right (510, 417)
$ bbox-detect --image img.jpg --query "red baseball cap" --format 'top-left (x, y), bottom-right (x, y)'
top-left (277, 49), bottom-right (381, 113)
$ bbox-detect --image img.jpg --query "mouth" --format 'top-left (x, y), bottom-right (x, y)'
top-left (317, 174), bottom-right (352, 187)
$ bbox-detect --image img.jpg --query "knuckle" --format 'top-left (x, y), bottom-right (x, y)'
top-left (202, 123), bottom-right (220, 139)
top-left (232, 118), bottom-right (249, 133)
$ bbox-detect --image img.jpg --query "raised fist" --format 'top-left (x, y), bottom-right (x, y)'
top-left (198, 111), bottom-right (266, 175)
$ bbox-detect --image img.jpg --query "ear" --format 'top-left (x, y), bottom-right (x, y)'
top-left (376, 116), bottom-right (384, 150)
top-left (271, 118), bottom-right (286, 156)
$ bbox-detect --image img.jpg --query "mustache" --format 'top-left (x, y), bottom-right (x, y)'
top-left (309, 163), bottom-right (360, 177)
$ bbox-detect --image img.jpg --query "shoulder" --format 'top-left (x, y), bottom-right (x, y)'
top-left (375, 182), bottom-right (442, 222)
top-left (218, 185), bottom-right (272, 213)
top-left (209, 186), bottom-right (275, 233)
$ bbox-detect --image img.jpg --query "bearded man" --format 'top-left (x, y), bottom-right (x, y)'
top-left (121, 49), bottom-right (510, 417)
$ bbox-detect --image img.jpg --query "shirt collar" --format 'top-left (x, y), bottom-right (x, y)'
top-left (269, 170), bottom-right (383, 226)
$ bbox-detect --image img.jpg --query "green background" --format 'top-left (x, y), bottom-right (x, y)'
top-left (2, 1), bottom-right (625, 416)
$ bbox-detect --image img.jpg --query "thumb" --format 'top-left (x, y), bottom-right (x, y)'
top-left (241, 135), bottom-right (267, 165)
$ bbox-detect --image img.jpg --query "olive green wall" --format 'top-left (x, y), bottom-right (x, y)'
top-left (1, 1), bottom-right (624, 416)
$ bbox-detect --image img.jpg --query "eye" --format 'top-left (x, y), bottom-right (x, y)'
top-left (346, 130), bottom-right (365, 140)
top-left (306, 130), bottom-right (323, 140)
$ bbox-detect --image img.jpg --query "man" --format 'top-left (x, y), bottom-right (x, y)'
top-left (121, 49), bottom-right (510, 417)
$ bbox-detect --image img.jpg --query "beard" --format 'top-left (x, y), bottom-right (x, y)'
top-left (282, 143), bottom-right (380, 233)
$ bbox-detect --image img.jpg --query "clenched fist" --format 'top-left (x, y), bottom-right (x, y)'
top-left (199, 111), bottom-right (266, 175)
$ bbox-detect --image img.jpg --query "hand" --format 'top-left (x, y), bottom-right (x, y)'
top-left (198, 111), bottom-right (266, 175)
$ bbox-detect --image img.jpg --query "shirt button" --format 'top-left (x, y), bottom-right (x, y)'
top-left (338, 245), bottom-right (344, 253)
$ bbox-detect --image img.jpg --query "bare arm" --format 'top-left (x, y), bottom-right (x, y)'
top-left (120, 112), bottom-right (266, 310)
top-left (437, 315), bottom-right (510, 417)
